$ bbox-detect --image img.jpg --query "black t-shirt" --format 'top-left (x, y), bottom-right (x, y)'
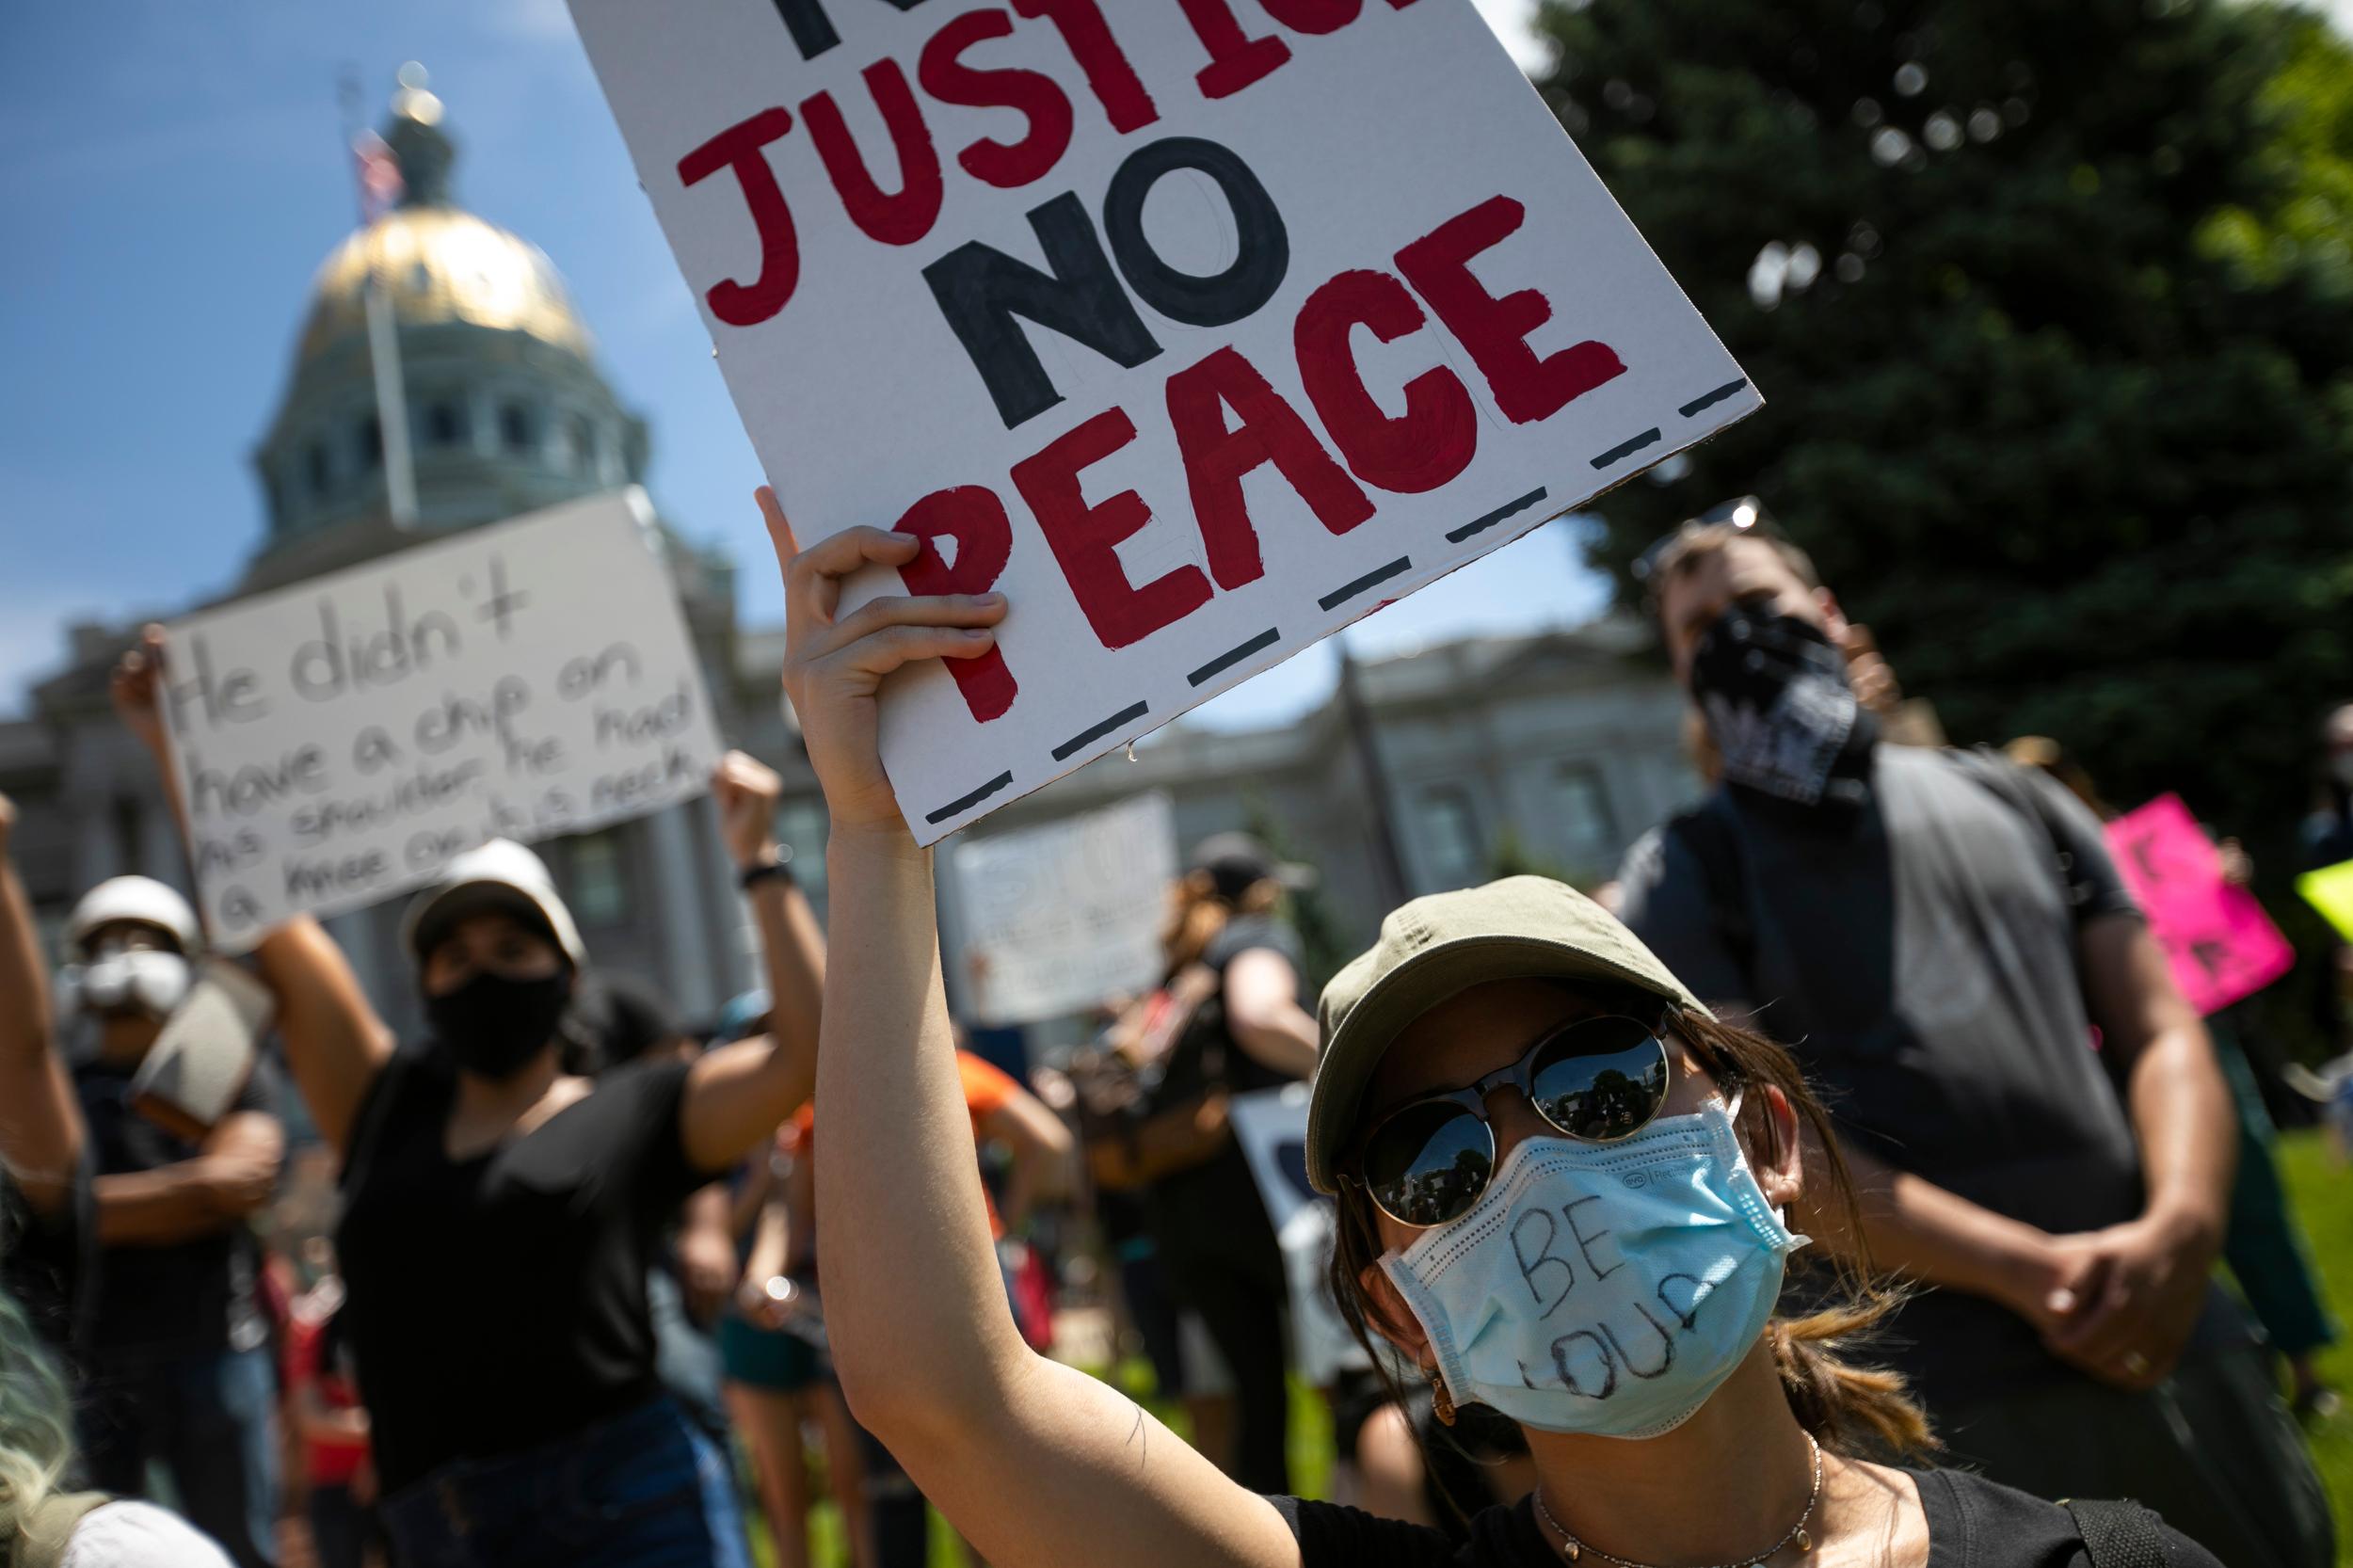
top-left (1275, 1466), bottom-right (2226, 1568)
top-left (335, 1050), bottom-right (711, 1494)
top-left (1, 1152), bottom-right (93, 1359)
top-left (73, 1057), bottom-right (273, 1361)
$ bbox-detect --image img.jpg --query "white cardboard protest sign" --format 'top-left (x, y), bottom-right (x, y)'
top-left (568, 0), bottom-right (1757, 844)
top-left (952, 792), bottom-right (1176, 1025)
top-left (160, 491), bottom-right (725, 949)
top-left (1228, 1084), bottom-right (1370, 1385)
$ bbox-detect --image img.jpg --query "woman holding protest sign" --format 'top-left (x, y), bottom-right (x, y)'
top-left (756, 488), bottom-right (2230, 1568)
top-left (110, 630), bottom-right (826, 1568)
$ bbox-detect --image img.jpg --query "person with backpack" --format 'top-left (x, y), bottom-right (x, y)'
top-left (1613, 500), bottom-right (2331, 1568)
top-left (1081, 835), bottom-right (1320, 1495)
top-left (732, 484), bottom-right (2230, 1568)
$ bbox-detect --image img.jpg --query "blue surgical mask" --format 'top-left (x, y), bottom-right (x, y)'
top-left (1381, 1096), bottom-right (1803, 1438)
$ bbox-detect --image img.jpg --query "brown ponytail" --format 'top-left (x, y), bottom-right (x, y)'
top-left (1326, 996), bottom-right (1937, 1459)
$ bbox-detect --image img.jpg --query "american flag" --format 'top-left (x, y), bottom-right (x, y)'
top-left (353, 130), bottom-right (404, 223)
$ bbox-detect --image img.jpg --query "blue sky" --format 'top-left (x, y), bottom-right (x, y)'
top-left (0, 0), bottom-right (1597, 732)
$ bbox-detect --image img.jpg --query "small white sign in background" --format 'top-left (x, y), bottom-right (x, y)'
top-left (161, 491), bottom-right (724, 948)
top-left (952, 792), bottom-right (1177, 1026)
top-left (568, 0), bottom-right (1757, 843)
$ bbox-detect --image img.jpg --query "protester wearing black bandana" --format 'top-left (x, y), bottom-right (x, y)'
top-left (1613, 502), bottom-right (2332, 1568)
top-left (1686, 600), bottom-right (1877, 812)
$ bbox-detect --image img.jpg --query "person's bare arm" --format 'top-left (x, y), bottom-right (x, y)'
top-left (680, 752), bottom-right (826, 1172)
top-left (767, 491), bottom-right (1296, 1568)
top-left (0, 794), bottom-right (82, 1216)
top-left (677, 1180), bottom-right (739, 1323)
top-left (111, 630), bottom-right (397, 1154)
top-left (979, 1084), bottom-right (1074, 1230)
top-left (2032, 913), bottom-right (2233, 1385)
top-left (1223, 948), bottom-right (1319, 1080)
top-left (94, 1109), bottom-right (281, 1245)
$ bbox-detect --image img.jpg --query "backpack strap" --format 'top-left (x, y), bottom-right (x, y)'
top-left (9, 1491), bottom-right (111, 1568)
top-left (2063, 1498), bottom-right (2172, 1568)
top-left (1661, 793), bottom-right (1756, 999)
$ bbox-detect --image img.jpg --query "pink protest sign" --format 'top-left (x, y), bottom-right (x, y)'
top-left (2105, 793), bottom-right (2295, 1016)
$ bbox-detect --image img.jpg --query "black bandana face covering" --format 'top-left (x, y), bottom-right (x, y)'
top-left (425, 969), bottom-right (573, 1081)
top-left (1689, 603), bottom-right (1876, 808)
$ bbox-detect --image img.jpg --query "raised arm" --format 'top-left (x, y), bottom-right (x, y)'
top-left (1223, 948), bottom-right (1319, 1080)
top-left (763, 488), bottom-right (1296, 1568)
top-left (976, 1075), bottom-right (1075, 1230)
top-left (0, 793), bottom-right (83, 1216)
top-left (680, 750), bottom-right (829, 1171)
top-left (110, 631), bottom-right (395, 1154)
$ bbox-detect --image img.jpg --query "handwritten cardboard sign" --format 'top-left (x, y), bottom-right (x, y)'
top-left (566, 0), bottom-right (1758, 843)
top-left (2105, 793), bottom-right (2294, 1015)
top-left (952, 791), bottom-right (1176, 1024)
top-left (2298, 858), bottom-right (2353, 945)
top-left (161, 491), bottom-right (724, 948)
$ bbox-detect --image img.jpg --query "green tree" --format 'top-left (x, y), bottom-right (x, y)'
top-left (1548, 0), bottom-right (2353, 886)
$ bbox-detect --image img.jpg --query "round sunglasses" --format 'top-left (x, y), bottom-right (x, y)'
top-left (1349, 1013), bottom-right (1675, 1228)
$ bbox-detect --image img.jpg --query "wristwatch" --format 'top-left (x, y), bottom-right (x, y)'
top-left (739, 850), bottom-right (795, 891)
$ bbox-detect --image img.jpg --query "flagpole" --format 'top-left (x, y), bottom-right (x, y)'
top-left (343, 68), bottom-right (420, 530)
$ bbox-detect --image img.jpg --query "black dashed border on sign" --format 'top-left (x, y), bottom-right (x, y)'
top-left (926, 382), bottom-right (1754, 829)
top-left (1318, 555), bottom-right (1412, 612)
top-left (1590, 427), bottom-right (1661, 469)
top-left (1448, 487), bottom-right (1549, 544)
top-left (1051, 699), bottom-right (1150, 762)
top-left (1679, 378), bottom-right (1749, 418)
top-left (924, 770), bottom-right (1015, 826)
top-left (1189, 627), bottom-right (1280, 687)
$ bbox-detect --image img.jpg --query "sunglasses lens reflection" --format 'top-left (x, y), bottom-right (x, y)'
top-left (1529, 1018), bottom-right (1672, 1142)
top-left (1366, 1100), bottom-right (1493, 1228)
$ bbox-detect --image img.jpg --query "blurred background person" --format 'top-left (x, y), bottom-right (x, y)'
top-left (285, 1271), bottom-right (386, 1568)
top-left (0, 792), bottom-right (90, 1368)
top-left (1616, 503), bottom-right (2331, 1568)
top-left (716, 1102), bottom-right (869, 1568)
top-left (1084, 837), bottom-right (1318, 1495)
top-left (111, 633), bottom-right (825, 1568)
top-left (0, 1271), bottom-right (237, 1566)
top-left (63, 870), bottom-right (283, 1568)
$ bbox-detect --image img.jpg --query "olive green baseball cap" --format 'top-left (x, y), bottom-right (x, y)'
top-left (1305, 875), bottom-right (1709, 1194)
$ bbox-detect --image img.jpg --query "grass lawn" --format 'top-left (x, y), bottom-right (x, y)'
top-left (760, 1129), bottom-right (2353, 1566)
top-left (2275, 1129), bottom-right (2353, 1563)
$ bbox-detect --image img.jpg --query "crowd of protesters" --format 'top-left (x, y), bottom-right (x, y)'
top-left (2, 488), bottom-right (2349, 1568)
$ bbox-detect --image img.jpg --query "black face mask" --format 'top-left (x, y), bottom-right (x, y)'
top-left (424, 969), bottom-right (573, 1081)
top-left (1689, 602), bottom-right (1878, 810)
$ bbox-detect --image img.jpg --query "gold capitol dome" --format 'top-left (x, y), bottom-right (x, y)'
top-left (295, 69), bottom-right (591, 367)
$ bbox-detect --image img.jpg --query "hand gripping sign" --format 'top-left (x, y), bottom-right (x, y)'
top-left (568, 0), bottom-right (1759, 843)
top-left (159, 492), bottom-right (724, 948)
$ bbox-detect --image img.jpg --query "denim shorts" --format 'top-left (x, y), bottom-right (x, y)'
top-left (381, 1398), bottom-right (747, 1568)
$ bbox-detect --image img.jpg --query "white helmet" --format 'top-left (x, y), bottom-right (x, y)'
top-left (66, 876), bottom-right (200, 957)
top-left (61, 875), bottom-right (200, 1018)
top-left (400, 839), bottom-right (587, 970)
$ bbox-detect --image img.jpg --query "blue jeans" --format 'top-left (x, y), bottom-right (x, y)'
top-left (381, 1399), bottom-right (747, 1568)
top-left (80, 1344), bottom-right (280, 1568)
